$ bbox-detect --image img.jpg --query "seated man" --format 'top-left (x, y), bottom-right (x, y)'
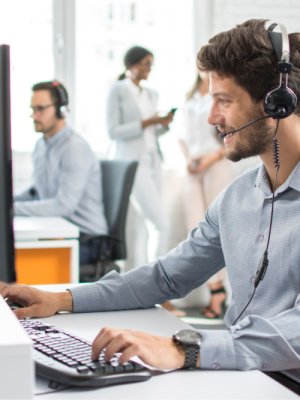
top-left (14, 81), bottom-right (108, 264)
top-left (3, 19), bottom-right (300, 384)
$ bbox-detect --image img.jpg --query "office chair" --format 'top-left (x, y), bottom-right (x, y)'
top-left (80, 160), bottom-right (138, 282)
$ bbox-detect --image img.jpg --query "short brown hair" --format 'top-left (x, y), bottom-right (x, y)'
top-left (32, 81), bottom-right (68, 105)
top-left (197, 19), bottom-right (300, 116)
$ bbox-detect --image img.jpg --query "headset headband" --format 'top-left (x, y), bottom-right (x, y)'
top-left (267, 23), bottom-right (290, 62)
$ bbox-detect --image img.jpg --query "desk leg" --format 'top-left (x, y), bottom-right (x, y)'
top-left (70, 240), bottom-right (79, 283)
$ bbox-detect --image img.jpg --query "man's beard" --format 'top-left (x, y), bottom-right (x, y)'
top-left (221, 110), bottom-right (274, 162)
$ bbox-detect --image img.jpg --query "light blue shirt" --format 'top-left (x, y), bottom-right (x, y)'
top-left (14, 126), bottom-right (108, 235)
top-left (70, 160), bottom-right (300, 382)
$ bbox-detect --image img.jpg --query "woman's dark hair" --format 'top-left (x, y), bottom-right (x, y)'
top-left (118, 46), bottom-right (153, 80)
top-left (197, 19), bottom-right (300, 117)
top-left (186, 74), bottom-right (202, 101)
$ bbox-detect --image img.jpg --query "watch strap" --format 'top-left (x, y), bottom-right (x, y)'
top-left (182, 344), bottom-right (199, 369)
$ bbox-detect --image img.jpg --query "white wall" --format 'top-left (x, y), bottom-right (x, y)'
top-left (211, 0), bottom-right (300, 34)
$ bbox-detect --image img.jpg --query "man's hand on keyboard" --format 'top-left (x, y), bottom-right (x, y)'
top-left (91, 327), bottom-right (189, 370)
top-left (0, 283), bottom-right (73, 319)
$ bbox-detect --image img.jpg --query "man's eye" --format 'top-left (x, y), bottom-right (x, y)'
top-left (220, 98), bottom-right (228, 104)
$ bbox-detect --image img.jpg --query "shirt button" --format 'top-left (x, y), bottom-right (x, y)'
top-left (212, 363), bottom-right (220, 370)
top-left (258, 235), bottom-right (264, 242)
top-left (268, 198), bottom-right (273, 203)
top-left (251, 276), bottom-right (255, 284)
top-left (262, 363), bottom-right (269, 369)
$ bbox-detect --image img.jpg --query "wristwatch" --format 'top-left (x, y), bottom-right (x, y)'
top-left (173, 330), bottom-right (202, 369)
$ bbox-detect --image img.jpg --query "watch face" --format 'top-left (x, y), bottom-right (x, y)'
top-left (174, 330), bottom-right (202, 345)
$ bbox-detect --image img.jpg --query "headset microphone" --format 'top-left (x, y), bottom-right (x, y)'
top-left (218, 107), bottom-right (286, 139)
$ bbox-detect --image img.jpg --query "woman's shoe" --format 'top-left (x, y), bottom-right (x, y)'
top-left (201, 286), bottom-right (226, 319)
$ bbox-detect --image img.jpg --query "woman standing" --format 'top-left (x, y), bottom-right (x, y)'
top-left (179, 72), bottom-right (233, 318)
top-left (107, 45), bottom-right (174, 262)
top-left (107, 46), bottom-right (183, 313)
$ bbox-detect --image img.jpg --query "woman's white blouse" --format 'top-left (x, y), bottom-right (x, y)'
top-left (179, 92), bottom-right (222, 156)
top-left (125, 78), bottom-right (157, 154)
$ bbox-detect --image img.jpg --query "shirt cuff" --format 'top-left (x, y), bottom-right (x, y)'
top-left (69, 283), bottom-right (101, 313)
top-left (198, 328), bottom-right (237, 370)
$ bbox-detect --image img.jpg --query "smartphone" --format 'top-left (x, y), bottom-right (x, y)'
top-left (169, 108), bottom-right (178, 114)
top-left (192, 159), bottom-right (200, 169)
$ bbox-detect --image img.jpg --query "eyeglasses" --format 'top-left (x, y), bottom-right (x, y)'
top-left (30, 103), bottom-right (57, 116)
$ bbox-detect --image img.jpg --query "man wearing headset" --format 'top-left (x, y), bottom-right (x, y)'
top-left (3, 20), bottom-right (300, 388)
top-left (14, 81), bottom-right (108, 264)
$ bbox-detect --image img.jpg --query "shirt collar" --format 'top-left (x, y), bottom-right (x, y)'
top-left (255, 160), bottom-right (300, 196)
top-left (44, 125), bottom-right (68, 147)
top-left (125, 78), bottom-right (143, 95)
top-left (288, 160), bottom-right (300, 192)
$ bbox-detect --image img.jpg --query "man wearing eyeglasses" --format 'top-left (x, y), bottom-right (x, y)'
top-left (14, 81), bottom-right (108, 265)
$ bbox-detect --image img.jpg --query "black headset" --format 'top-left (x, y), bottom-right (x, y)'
top-left (219, 22), bottom-right (297, 140)
top-left (51, 81), bottom-right (68, 119)
top-left (264, 22), bottom-right (297, 119)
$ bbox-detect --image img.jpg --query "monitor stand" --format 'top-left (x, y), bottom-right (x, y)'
top-left (0, 296), bottom-right (33, 399)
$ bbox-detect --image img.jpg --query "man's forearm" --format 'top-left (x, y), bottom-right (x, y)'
top-left (56, 291), bottom-right (73, 312)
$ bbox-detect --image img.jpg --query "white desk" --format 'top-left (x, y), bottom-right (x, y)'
top-left (32, 284), bottom-right (297, 399)
top-left (14, 217), bottom-right (79, 241)
top-left (14, 217), bottom-right (80, 284)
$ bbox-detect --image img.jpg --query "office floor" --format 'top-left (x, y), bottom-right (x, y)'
top-left (179, 307), bottom-right (228, 330)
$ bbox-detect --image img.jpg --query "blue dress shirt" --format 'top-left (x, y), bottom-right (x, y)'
top-left (70, 160), bottom-right (300, 382)
top-left (14, 126), bottom-right (108, 235)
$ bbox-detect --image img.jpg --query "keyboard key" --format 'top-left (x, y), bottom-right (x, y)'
top-left (61, 358), bottom-right (74, 365)
top-left (123, 362), bottom-right (135, 372)
top-left (77, 366), bottom-right (89, 373)
top-left (113, 364), bottom-right (124, 373)
top-left (45, 350), bottom-right (57, 356)
top-left (64, 350), bottom-right (79, 356)
top-left (40, 348), bottom-right (51, 354)
top-left (54, 347), bottom-right (71, 352)
top-left (73, 354), bottom-right (92, 359)
top-left (88, 364), bottom-right (104, 373)
top-left (53, 354), bottom-right (66, 360)
top-left (79, 359), bottom-right (93, 365)
top-left (104, 364), bottom-right (114, 374)
top-left (133, 362), bottom-right (144, 371)
top-left (37, 326), bottom-right (48, 331)
top-left (66, 361), bottom-right (79, 367)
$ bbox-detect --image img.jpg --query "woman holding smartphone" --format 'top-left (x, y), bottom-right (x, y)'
top-left (178, 72), bottom-right (233, 319)
top-left (106, 46), bottom-right (182, 314)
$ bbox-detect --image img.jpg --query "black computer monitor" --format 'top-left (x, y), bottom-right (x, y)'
top-left (0, 44), bottom-right (16, 283)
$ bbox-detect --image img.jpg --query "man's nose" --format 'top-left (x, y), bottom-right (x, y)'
top-left (207, 104), bottom-right (224, 127)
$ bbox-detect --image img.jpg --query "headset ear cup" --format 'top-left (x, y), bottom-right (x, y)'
top-left (264, 86), bottom-right (297, 118)
top-left (52, 81), bottom-right (68, 118)
top-left (56, 105), bottom-right (62, 118)
top-left (59, 106), bottom-right (67, 119)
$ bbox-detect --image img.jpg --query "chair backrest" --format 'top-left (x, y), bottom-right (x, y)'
top-left (100, 160), bottom-right (138, 260)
